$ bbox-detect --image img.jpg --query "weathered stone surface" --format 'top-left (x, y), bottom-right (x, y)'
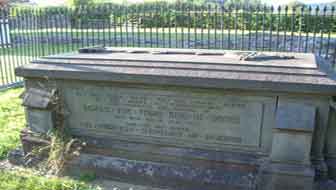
top-left (63, 83), bottom-right (272, 151)
top-left (271, 102), bottom-right (316, 165)
top-left (15, 47), bottom-right (336, 95)
top-left (15, 48), bottom-right (336, 189)
top-left (26, 108), bottom-right (53, 134)
top-left (275, 103), bottom-right (316, 132)
top-left (261, 163), bottom-right (315, 190)
top-left (22, 88), bottom-right (55, 134)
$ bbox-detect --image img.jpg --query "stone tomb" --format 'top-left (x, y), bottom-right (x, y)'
top-left (15, 48), bottom-right (336, 190)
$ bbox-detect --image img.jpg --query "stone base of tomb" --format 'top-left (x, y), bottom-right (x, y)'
top-left (20, 129), bottom-right (324, 190)
top-left (260, 163), bottom-right (315, 190)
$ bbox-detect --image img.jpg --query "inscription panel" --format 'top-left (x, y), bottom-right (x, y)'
top-left (63, 84), bottom-right (267, 150)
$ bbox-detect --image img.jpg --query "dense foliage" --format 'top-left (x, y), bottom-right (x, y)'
top-left (6, 1), bottom-right (336, 33)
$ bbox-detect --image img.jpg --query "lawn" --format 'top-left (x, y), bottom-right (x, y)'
top-left (0, 88), bottom-right (99, 190)
top-left (0, 170), bottom-right (96, 190)
top-left (0, 88), bottom-right (25, 160)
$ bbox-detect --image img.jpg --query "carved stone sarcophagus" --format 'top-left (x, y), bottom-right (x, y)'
top-left (15, 47), bottom-right (336, 190)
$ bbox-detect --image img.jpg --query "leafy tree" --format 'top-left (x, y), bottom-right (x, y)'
top-left (224, 0), bottom-right (262, 7)
top-left (286, 0), bottom-right (305, 9)
top-left (67, 0), bottom-right (95, 7)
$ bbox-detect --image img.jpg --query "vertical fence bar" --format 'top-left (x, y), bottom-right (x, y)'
top-left (42, 8), bottom-right (47, 55)
top-left (29, 8), bottom-right (35, 58)
top-left (180, 3), bottom-right (184, 48)
top-left (276, 6), bottom-right (280, 51)
top-left (108, 4), bottom-right (112, 47)
top-left (90, 6), bottom-right (94, 46)
top-left (248, 6), bottom-right (252, 50)
top-left (48, 7), bottom-right (54, 53)
top-left (326, 6), bottom-right (335, 60)
top-left (137, 4), bottom-right (141, 47)
top-left (35, 8), bottom-right (41, 56)
top-left (60, 7), bottom-right (66, 53)
top-left (227, 6), bottom-right (231, 49)
top-left (143, 4), bottom-right (146, 47)
top-left (234, 5), bottom-right (238, 50)
top-left (174, 3), bottom-right (178, 48)
top-left (194, 4), bottom-right (197, 49)
top-left (9, 8), bottom-right (16, 83)
top-left (18, 8), bottom-right (25, 66)
top-left (221, 6), bottom-right (224, 49)
top-left (214, 4), bottom-right (218, 49)
top-left (255, 6), bottom-right (259, 50)
top-left (207, 4), bottom-right (211, 49)
top-left (0, 6), bottom-right (5, 85)
top-left (201, 5), bottom-right (204, 49)
top-left (283, 6), bottom-right (288, 51)
top-left (55, 7), bottom-right (61, 52)
top-left (130, 5), bottom-right (134, 47)
top-left (319, 6), bottom-right (327, 56)
top-left (148, 4), bottom-right (153, 47)
top-left (38, 8), bottom-right (45, 56)
top-left (290, 7), bottom-right (295, 52)
top-left (8, 6), bottom-right (13, 83)
top-left (241, 5), bottom-right (244, 50)
top-left (155, 3), bottom-right (159, 48)
top-left (125, 5), bottom-right (129, 47)
top-left (161, 3), bottom-right (165, 48)
top-left (11, 7), bottom-right (19, 83)
top-left (113, 5), bottom-right (117, 47)
top-left (25, 8), bottom-right (31, 58)
top-left (103, 5), bottom-right (106, 46)
top-left (7, 6), bottom-right (14, 83)
top-left (32, 7), bottom-right (38, 58)
top-left (85, 6), bottom-right (89, 47)
top-left (13, 7), bottom-right (22, 75)
top-left (10, 7), bottom-right (18, 83)
top-left (168, 4), bottom-right (171, 48)
top-left (305, 6), bottom-right (311, 53)
top-left (298, 6), bottom-right (304, 52)
top-left (94, 5), bottom-right (98, 46)
top-left (262, 5), bottom-right (266, 51)
top-left (188, 4), bottom-right (191, 48)
top-left (65, 7), bottom-right (71, 52)
top-left (78, 6), bottom-right (84, 48)
top-left (0, 6), bottom-right (8, 85)
top-left (22, 8), bottom-right (29, 58)
top-left (269, 6), bottom-right (274, 51)
top-left (25, 7), bottom-right (32, 67)
top-left (312, 6), bottom-right (319, 53)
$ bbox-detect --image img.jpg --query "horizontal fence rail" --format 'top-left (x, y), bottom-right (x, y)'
top-left (1, 3), bottom-right (336, 88)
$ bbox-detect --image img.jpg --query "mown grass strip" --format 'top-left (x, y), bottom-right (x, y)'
top-left (0, 88), bottom-right (25, 159)
top-left (0, 170), bottom-right (98, 190)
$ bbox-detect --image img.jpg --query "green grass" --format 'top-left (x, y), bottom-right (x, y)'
top-left (0, 88), bottom-right (25, 160)
top-left (0, 88), bottom-right (100, 190)
top-left (0, 170), bottom-right (97, 190)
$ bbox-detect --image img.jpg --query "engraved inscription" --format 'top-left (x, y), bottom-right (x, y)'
top-left (64, 85), bottom-right (264, 149)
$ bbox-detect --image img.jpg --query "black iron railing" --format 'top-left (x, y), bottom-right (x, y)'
top-left (1, 3), bottom-right (336, 88)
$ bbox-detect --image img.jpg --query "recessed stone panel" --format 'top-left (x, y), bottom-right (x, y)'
top-left (63, 83), bottom-right (270, 151)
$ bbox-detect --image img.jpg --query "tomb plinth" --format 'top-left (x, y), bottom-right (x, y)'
top-left (15, 47), bottom-right (336, 190)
